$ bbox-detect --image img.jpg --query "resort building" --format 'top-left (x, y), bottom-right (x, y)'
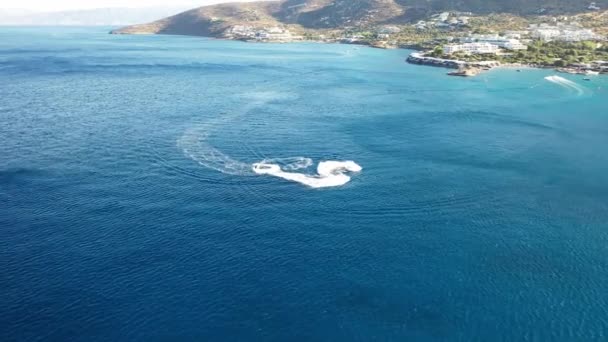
top-left (255, 27), bottom-right (299, 41)
top-left (341, 34), bottom-right (365, 43)
top-left (529, 24), bottom-right (600, 42)
top-left (443, 42), bottom-right (500, 55)
top-left (457, 16), bottom-right (470, 25)
top-left (227, 25), bottom-right (256, 38)
top-left (379, 26), bottom-right (401, 34)
top-left (460, 34), bottom-right (527, 50)
top-left (503, 31), bottom-right (529, 39)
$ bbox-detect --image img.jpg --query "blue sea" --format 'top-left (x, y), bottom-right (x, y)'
top-left (1, 27), bottom-right (608, 341)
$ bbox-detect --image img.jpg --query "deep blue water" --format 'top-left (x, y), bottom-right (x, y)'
top-left (2, 27), bottom-right (608, 341)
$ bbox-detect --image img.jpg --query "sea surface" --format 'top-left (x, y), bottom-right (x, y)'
top-left (1, 27), bottom-right (608, 341)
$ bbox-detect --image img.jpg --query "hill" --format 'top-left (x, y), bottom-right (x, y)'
top-left (111, 1), bottom-right (282, 36)
top-left (111, 0), bottom-right (608, 36)
top-left (397, 0), bottom-right (608, 14)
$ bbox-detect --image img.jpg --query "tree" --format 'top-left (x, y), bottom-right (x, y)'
top-left (582, 41), bottom-right (596, 50)
top-left (431, 46), bottom-right (444, 57)
top-left (554, 59), bottom-right (567, 67)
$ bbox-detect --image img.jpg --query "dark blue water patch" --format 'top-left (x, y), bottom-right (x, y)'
top-left (398, 109), bottom-right (562, 131)
top-left (0, 56), bottom-right (292, 76)
top-left (344, 108), bottom-right (568, 161)
top-left (0, 48), bottom-right (84, 55)
top-left (0, 167), bottom-right (48, 185)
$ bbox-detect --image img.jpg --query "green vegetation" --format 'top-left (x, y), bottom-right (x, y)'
top-left (574, 11), bottom-right (608, 36)
top-left (436, 41), bottom-right (608, 67)
top-left (502, 41), bottom-right (608, 66)
top-left (392, 28), bottom-right (452, 49)
top-left (398, 0), bottom-right (608, 14)
top-left (468, 14), bottom-right (528, 32)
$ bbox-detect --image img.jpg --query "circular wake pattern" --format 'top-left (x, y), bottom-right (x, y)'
top-left (177, 92), bottom-right (361, 188)
top-left (178, 125), bottom-right (362, 188)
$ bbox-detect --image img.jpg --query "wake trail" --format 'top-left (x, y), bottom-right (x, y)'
top-left (177, 92), bottom-right (361, 188)
top-left (544, 75), bottom-right (586, 95)
top-left (253, 160), bottom-right (362, 189)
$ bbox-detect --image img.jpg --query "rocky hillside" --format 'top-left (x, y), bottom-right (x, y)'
top-left (111, 0), bottom-right (405, 36)
top-left (111, 0), bottom-right (608, 36)
top-left (397, 0), bottom-right (608, 14)
top-left (276, 0), bottom-right (404, 28)
top-left (111, 2), bottom-right (282, 36)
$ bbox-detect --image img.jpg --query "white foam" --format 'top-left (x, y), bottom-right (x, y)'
top-left (178, 91), bottom-right (361, 188)
top-left (260, 157), bottom-right (313, 171)
top-left (253, 160), bottom-right (362, 188)
top-left (544, 75), bottom-right (585, 95)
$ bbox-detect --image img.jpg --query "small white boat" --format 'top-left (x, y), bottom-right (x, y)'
top-left (585, 70), bottom-right (600, 76)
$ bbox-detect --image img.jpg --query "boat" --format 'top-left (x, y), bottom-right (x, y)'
top-left (583, 77), bottom-right (592, 81)
top-left (585, 70), bottom-right (600, 76)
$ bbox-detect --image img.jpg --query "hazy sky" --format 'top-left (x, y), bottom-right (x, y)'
top-left (0, 0), bottom-right (262, 12)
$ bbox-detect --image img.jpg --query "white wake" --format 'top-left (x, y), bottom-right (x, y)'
top-left (253, 159), bottom-right (362, 188)
top-left (177, 92), bottom-right (361, 188)
top-left (544, 75), bottom-right (585, 95)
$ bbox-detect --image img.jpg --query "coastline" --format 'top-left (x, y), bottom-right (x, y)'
top-left (405, 51), bottom-right (606, 77)
top-left (109, 30), bottom-right (607, 77)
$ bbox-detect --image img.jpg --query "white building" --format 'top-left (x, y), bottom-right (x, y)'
top-left (379, 26), bottom-right (401, 34)
top-left (414, 21), bottom-right (427, 30)
top-left (530, 24), bottom-right (600, 42)
top-left (435, 22), bottom-right (450, 29)
top-left (443, 42), bottom-right (500, 55)
top-left (503, 31), bottom-right (529, 39)
top-left (256, 27), bottom-right (297, 41)
top-left (228, 25), bottom-right (256, 38)
top-left (342, 35), bottom-right (364, 43)
top-left (502, 40), bottom-right (527, 50)
top-left (562, 28), bottom-right (599, 41)
top-left (267, 27), bottom-right (284, 34)
top-left (532, 28), bottom-right (561, 41)
top-left (443, 44), bottom-right (462, 54)
top-left (460, 34), bottom-right (527, 50)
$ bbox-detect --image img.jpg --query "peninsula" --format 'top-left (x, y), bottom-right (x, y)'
top-left (111, 0), bottom-right (608, 75)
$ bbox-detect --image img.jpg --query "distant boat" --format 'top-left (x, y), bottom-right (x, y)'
top-left (585, 70), bottom-right (600, 76)
top-left (583, 77), bottom-right (592, 81)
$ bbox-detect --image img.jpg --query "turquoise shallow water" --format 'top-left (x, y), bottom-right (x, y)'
top-left (1, 27), bottom-right (608, 341)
